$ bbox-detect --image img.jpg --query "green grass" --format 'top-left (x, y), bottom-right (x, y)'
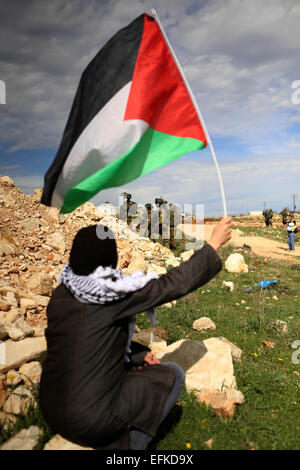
top-left (1, 244), bottom-right (300, 450)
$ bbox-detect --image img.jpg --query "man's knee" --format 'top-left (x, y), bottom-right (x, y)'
top-left (163, 362), bottom-right (185, 389)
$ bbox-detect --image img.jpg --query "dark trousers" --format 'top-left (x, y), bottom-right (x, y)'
top-left (129, 362), bottom-right (185, 450)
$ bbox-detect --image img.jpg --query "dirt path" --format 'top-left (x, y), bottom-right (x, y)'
top-left (179, 224), bottom-right (300, 263)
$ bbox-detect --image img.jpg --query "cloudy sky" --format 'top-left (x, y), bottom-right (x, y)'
top-left (0, 0), bottom-right (299, 216)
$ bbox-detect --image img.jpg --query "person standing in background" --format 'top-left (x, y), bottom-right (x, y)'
top-left (286, 212), bottom-right (297, 251)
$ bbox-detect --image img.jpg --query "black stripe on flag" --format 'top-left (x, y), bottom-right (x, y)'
top-left (41, 14), bottom-right (145, 206)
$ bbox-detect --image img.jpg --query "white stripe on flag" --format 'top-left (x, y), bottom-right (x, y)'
top-left (52, 81), bottom-right (148, 207)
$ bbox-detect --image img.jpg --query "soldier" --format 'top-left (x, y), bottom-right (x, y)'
top-left (155, 197), bottom-right (167, 241)
top-left (154, 197), bottom-right (180, 250)
top-left (263, 208), bottom-right (273, 227)
top-left (280, 207), bottom-right (289, 225)
top-left (145, 203), bottom-right (152, 239)
top-left (120, 192), bottom-right (137, 226)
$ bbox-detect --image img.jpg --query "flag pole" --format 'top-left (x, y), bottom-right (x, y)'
top-left (150, 8), bottom-right (228, 217)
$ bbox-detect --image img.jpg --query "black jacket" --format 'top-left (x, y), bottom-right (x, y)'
top-left (39, 244), bottom-right (222, 449)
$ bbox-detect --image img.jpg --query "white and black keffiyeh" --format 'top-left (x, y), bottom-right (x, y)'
top-left (58, 263), bottom-right (159, 362)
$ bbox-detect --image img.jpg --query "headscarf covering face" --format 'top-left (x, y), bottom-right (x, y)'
top-left (69, 225), bottom-right (118, 275)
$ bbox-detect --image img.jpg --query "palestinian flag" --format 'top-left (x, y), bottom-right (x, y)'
top-left (41, 13), bottom-right (207, 213)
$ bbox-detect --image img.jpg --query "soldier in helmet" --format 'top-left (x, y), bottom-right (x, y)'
top-left (166, 203), bottom-right (181, 250)
top-left (120, 192), bottom-right (137, 226)
top-left (145, 203), bottom-right (152, 239)
top-left (280, 207), bottom-right (289, 225)
top-left (155, 197), bottom-right (167, 241)
top-left (263, 208), bottom-right (273, 227)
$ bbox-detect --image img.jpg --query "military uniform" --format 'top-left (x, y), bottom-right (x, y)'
top-left (120, 193), bottom-right (137, 226)
top-left (280, 207), bottom-right (289, 225)
top-left (154, 198), bottom-right (180, 250)
top-left (263, 208), bottom-right (273, 227)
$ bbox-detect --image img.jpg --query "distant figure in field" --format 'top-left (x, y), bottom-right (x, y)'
top-left (286, 212), bottom-right (297, 251)
top-left (263, 208), bottom-right (273, 227)
top-left (280, 207), bottom-right (289, 225)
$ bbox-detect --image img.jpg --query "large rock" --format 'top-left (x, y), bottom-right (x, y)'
top-left (193, 317), bottom-right (216, 331)
top-left (0, 426), bottom-right (42, 450)
top-left (46, 232), bottom-right (66, 254)
top-left (0, 337), bottom-right (47, 373)
top-left (0, 411), bottom-right (17, 431)
top-left (1, 176), bottom-right (14, 186)
top-left (196, 388), bottom-right (245, 418)
top-left (127, 253), bottom-right (148, 274)
top-left (43, 434), bottom-right (92, 450)
top-left (132, 330), bottom-right (168, 358)
top-left (19, 361), bottom-right (42, 387)
top-left (158, 338), bottom-right (236, 392)
top-left (225, 253), bottom-right (248, 273)
top-left (218, 337), bottom-right (242, 362)
top-left (147, 264), bottom-right (167, 275)
top-left (3, 385), bottom-right (37, 415)
top-left (0, 378), bottom-right (7, 407)
top-left (26, 271), bottom-right (53, 296)
top-left (180, 250), bottom-right (194, 262)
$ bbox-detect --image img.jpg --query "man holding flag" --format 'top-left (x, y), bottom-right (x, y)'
top-left (39, 12), bottom-right (231, 450)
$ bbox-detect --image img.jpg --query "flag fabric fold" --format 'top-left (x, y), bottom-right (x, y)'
top-left (41, 13), bottom-right (207, 213)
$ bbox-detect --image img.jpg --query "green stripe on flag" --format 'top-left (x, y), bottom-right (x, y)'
top-left (60, 127), bottom-right (205, 213)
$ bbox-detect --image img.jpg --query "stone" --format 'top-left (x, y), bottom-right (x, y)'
top-left (196, 388), bottom-right (245, 418)
top-left (132, 330), bottom-right (167, 358)
top-left (1, 176), bottom-right (14, 186)
top-left (43, 434), bottom-right (92, 450)
top-left (26, 271), bottom-right (53, 296)
top-left (218, 337), bottom-right (242, 362)
top-left (165, 258), bottom-right (180, 267)
top-left (0, 302), bottom-right (10, 312)
top-left (31, 295), bottom-right (50, 307)
top-left (5, 308), bottom-right (23, 323)
top-left (0, 337), bottom-right (47, 373)
top-left (193, 317), bottom-right (216, 331)
top-left (117, 250), bottom-right (132, 269)
top-left (19, 219), bottom-right (39, 232)
top-left (46, 232), bottom-right (66, 254)
top-left (46, 207), bottom-right (60, 223)
top-left (180, 250), bottom-right (194, 262)
top-left (5, 369), bottom-right (23, 386)
top-left (147, 264), bottom-right (167, 275)
top-left (0, 411), bottom-right (17, 431)
top-left (0, 325), bottom-right (9, 340)
top-left (8, 327), bottom-right (26, 341)
top-left (127, 254), bottom-right (148, 274)
top-left (6, 291), bottom-right (18, 307)
top-left (222, 281), bottom-right (234, 292)
top-left (157, 338), bottom-right (236, 393)
top-left (19, 361), bottom-right (42, 387)
top-left (0, 379), bottom-right (7, 407)
top-left (225, 253), bottom-right (248, 273)
top-left (204, 438), bottom-right (214, 449)
top-left (3, 385), bottom-right (37, 415)
top-left (272, 320), bottom-right (288, 334)
top-left (14, 318), bottom-right (35, 337)
top-left (0, 425), bottom-right (42, 450)
top-left (19, 298), bottom-right (37, 310)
